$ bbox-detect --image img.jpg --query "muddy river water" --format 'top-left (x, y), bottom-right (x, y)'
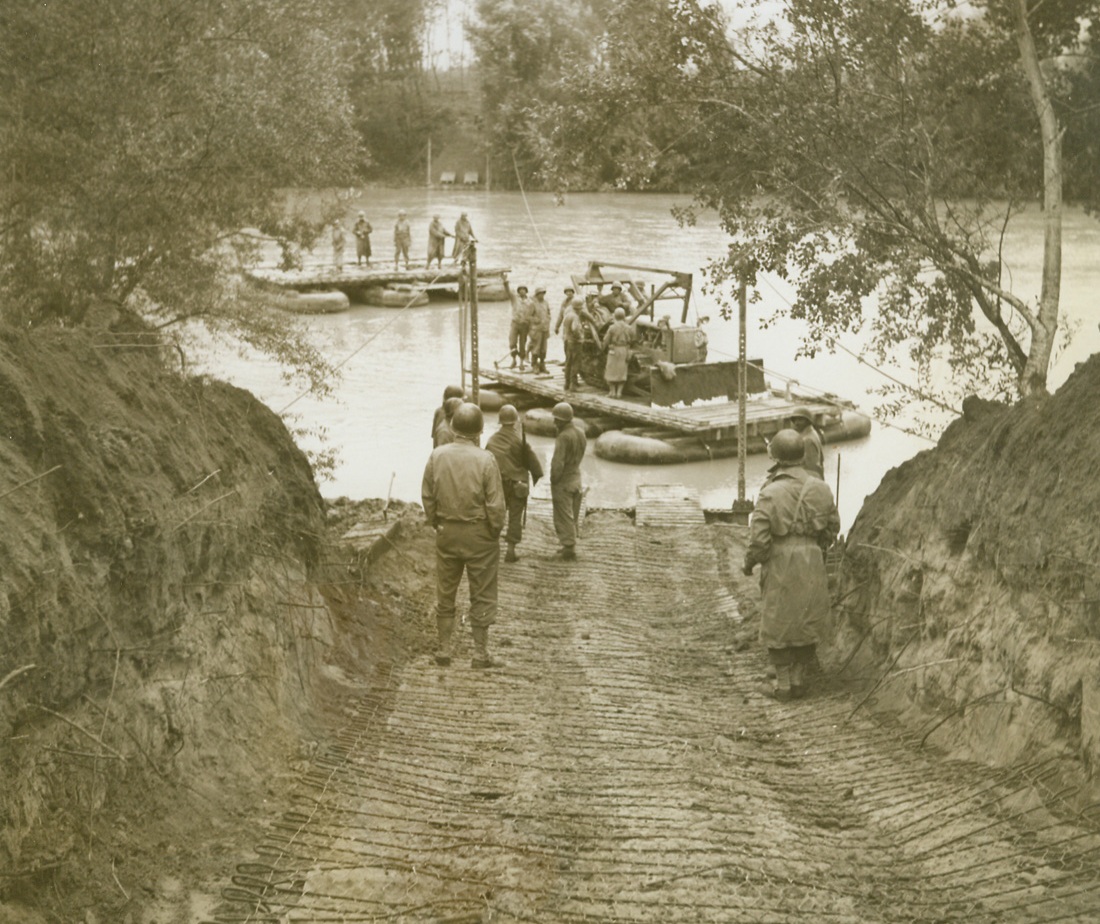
top-left (201, 190), bottom-right (1100, 529)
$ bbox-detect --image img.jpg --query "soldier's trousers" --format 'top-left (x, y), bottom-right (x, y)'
top-left (509, 320), bottom-right (530, 359)
top-left (551, 483), bottom-right (582, 549)
top-left (435, 520), bottom-right (499, 627)
top-left (502, 481), bottom-right (526, 546)
top-left (563, 340), bottom-right (580, 388)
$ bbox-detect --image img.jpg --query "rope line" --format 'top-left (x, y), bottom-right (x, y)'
top-left (512, 151), bottom-right (550, 258)
top-left (756, 274), bottom-right (963, 416)
top-left (277, 265), bottom-right (457, 415)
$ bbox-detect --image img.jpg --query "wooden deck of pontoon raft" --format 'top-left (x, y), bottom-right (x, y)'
top-left (479, 363), bottom-right (854, 441)
top-left (248, 262), bottom-right (510, 295)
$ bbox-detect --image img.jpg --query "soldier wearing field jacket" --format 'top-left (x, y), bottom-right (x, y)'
top-left (743, 429), bottom-right (840, 701)
top-left (422, 403), bottom-right (506, 669)
top-left (485, 405), bottom-right (543, 563)
top-left (550, 402), bottom-right (587, 560)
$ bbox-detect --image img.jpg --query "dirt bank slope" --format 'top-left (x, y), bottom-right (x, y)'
top-left (0, 324), bottom-right (427, 921)
top-left (834, 353), bottom-right (1100, 789)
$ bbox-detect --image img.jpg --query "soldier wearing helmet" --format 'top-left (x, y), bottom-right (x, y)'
top-left (433, 396), bottom-right (464, 448)
top-left (555, 288), bottom-right (583, 390)
top-left (598, 281), bottom-right (632, 315)
top-left (485, 405), bottom-right (543, 562)
top-left (393, 209), bottom-right (412, 270)
top-left (787, 406), bottom-right (825, 479)
top-left (550, 402), bottom-right (587, 560)
top-left (601, 306), bottom-right (636, 398)
top-left (422, 402), bottom-right (507, 668)
top-left (527, 287), bottom-right (552, 374)
top-left (431, 385), bottom-right (465, 444)
top-left (353, 211), bottom-right (373, 266)
top-left (504, 279), bottom-right (535, 370)
top-left (743, 428), bottom-right (840, 701)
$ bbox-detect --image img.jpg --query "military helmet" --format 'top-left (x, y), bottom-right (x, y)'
top-left (552, 402), bottom-right (574, 422)
top-left (789, 406), bottom-right (814, 424)
top-left (613, 307), bottom-right (625, 320)
top-left (442, 384), bottom-right (464, 402)
top-left (443, 396), bottom-right (463, 419)
top-left (769, 429), bottom-right (805, 464)
top-left (451, 402), bottom-right (484, 436)
top-left (498, 404), bottom-right (518, 425)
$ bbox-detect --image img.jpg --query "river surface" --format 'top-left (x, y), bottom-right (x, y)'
top-left (200, 189), bottom-right (1100, 530)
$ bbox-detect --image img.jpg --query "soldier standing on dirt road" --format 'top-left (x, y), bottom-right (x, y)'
top-left (421, 403), bottom-right (506, 669)
top-left (742, 429), bottom-right (840, 701)
top-left (486, 405), bottom-right (543, 563)
top-left (550, 402), bottom-right (587, 561)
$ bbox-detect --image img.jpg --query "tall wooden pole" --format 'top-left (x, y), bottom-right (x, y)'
top-left (732, 281), bottom-right (753, 523)
top-left (468, 241), bottom-right (480, 403)
top-left (737, 281), bottom-right (747, 504)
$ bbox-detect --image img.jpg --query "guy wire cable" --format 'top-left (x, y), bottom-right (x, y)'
top-left (278, 264), bottom-right (457, 416)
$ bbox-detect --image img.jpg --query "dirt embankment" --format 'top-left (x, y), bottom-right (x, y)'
top-left (0, 323), bottom-right (437, 922)
top-left (833, 354), bottom-right (1100, 794)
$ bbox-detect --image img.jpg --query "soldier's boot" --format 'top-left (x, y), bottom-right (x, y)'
top-left (771, 664), bottom-right (792, 701)
top-left (434, 617), bottom-right (455, 666)
top-left (789, 661), bottom-right (807, 699)
top-left (505, 542), bottom-right (518, 563)
top-left (510, 351), bottom-right (518, 369)
top-left (471, 626), bottom-right (497, 669)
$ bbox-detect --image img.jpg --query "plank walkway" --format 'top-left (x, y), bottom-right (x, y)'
top-left (204, 489), bottom-right (1100, 923)
top-left (249, 262), bottom-right (510, 293)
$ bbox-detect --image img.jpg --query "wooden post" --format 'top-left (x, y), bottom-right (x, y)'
top-left (468, 241), bottom-right (480, 403)
top-left (732, 281), bottom-right (753, 524)
top-left (427, 137), bottom-right (432, 188)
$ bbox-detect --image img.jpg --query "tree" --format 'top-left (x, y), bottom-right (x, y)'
top-left (537, 0), bottom-right (1100, 408)
top-left (339, 0), bottom-right (452, 179)
top-left (467, 0), bottom-right (606, 188)
top-left (0, 0), bottom-right (360, 391)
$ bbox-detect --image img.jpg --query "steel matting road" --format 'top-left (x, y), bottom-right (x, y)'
top-left (205, 502), bottom-right (1100, 923)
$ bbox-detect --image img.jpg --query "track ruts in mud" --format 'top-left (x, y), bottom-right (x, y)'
top-left (205, 511), bottom-right (1100, 923)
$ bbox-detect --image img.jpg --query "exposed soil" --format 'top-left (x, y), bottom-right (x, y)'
top-left (2, 325), bottom-right (1100, 922)
top-left (833, 355), bottom-right (1100, 802)
top-left (0, 323), bottom-right (436, 922)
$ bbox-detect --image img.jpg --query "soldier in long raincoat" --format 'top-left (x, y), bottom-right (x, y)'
top-left (743, 429), bottom-right (840, 701)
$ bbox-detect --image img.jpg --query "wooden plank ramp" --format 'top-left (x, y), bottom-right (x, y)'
top-left (634, 484), bottom-right (706, 528)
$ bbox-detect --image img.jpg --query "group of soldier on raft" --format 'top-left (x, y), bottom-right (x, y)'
top-left (423, 381), bottom-right (840, 703)
top-left (503, 278), bottom-right (638, 397)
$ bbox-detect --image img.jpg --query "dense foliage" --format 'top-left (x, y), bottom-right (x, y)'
top-left (0, 0), bottom-right (361, 389)
top-left (506, 0), bottom-right (1100, 408)
top-left (340, 0), bottom-right (458, 179)
top-left (467, 0), bottom-right (607, 189)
